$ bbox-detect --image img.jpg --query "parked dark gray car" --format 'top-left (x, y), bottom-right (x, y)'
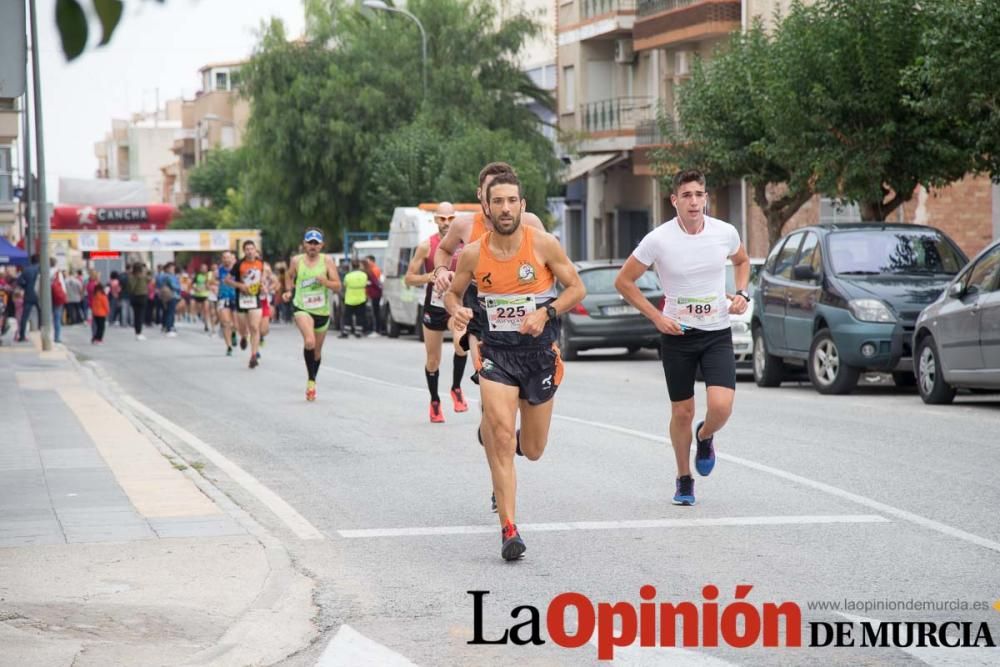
top-left (912, 238), bottom-right (1000, 403)
top-left (558, 260), bottom-right (661, 360)
top-left (752, 223), bottom-right (967, 394)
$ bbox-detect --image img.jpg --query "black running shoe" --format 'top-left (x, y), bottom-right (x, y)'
top-left (231, 332), bottom-right (237, 347)
top-left (515, 428), bottom-right (523, 457)
top-left (501, 521), bottom-right (525, 561)
top-left (672, 475), bottom-right (696, 506)
top-left (490, 492), bottom-right (497, 513)
top-left (478, 426), bottom-right (484, 446)
top-left (240, 336), bottom-right (247, 350)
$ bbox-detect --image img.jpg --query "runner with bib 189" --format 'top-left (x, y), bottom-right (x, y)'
top-left (614, 169), bottom-right (751, 507)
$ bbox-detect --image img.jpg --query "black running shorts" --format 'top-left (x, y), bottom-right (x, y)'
top-left (660, 327), bottom-right (736, 402)
top-left (476, 344), bottom-right (564, 405)
top-left (422, 305), bottom-right (449, 332)
top-left (293, 308), bottom-right (330, 333)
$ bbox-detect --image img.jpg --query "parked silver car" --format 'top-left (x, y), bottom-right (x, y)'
top-left (912, 238), bottom-right (1000, 403)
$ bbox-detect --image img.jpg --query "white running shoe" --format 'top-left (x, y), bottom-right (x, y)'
top-left (166, 331), bottom-right (178, 338)
top-left (136, 334), bottom-right (146, 341)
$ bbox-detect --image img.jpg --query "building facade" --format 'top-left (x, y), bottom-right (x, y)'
top-left (93, 103), bottom-right (183, 204)
top-left (557, 0), bottom-right (999, 261)
top-left (163, 61), bottom-right (249, 207)
top-left (0, 98), bottom-right (18, 239)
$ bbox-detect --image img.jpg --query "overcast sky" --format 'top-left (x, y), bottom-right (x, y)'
top-left (31, 0), bottom-right (306, 201)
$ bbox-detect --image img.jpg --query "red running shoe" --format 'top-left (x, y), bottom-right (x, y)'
top-left (501, 521), bottom-right (526, 561)
top-left (450, 387), bottom-right (469, 412)
top-left (429, 400), bottom-right (445, 423)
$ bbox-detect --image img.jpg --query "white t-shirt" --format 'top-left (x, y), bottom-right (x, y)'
top-left (632, 216), bottom-right (741, 332)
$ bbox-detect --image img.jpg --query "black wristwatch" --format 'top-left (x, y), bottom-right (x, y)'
top-left (545, 304), bottom-right (558, 321)
top-left (735, 290), bottom-right (751, 302)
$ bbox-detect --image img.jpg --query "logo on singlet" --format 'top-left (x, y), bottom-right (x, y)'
top-left (482, 272), bottom-right (493, 287)
top-left (517, 262), bottom-right (536, 284)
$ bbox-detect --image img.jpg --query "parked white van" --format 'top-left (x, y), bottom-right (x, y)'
top-left (382, 207), bottom-right (439, 338)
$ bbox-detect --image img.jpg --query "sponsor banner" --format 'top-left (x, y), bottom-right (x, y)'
top-left (109, 231), bottom-right (202, 251)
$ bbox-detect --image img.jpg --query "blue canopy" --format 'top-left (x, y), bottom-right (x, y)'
top-left (0, 236), bottom-right (29, 266)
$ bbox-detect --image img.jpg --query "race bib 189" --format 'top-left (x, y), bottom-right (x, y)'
top-left (667, 294), bottom-right (723, 327)
top-left (485, 294), bottom-right (537, 332)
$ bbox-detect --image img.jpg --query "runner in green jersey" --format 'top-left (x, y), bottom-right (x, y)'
top-left (284, 228), bottom-right (342, 401)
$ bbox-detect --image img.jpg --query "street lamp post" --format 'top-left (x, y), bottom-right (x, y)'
top-left (362, 0), bottom-right (427, 101)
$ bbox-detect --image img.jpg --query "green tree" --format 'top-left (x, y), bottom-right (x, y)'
top-left (187, 148), bottom-right (246, 210)
top-left (905, 0), bottom-right (1000, 180)
top-left (772, 0), bottom-right (971, 221)
top-left (653, 23), bottom-right (814, 246)
top-left (239, 0), bottom-right (560, 256)
top-left (169, 205), bottom-right (221, 230)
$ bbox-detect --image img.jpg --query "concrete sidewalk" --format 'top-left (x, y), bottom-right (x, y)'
top-left (0, 335), bottom-right (317, 666)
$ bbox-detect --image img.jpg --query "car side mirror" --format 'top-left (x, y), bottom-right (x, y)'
top-left (947, 282), bottom-right (965, 299)
top-left (792, 265), bottom-right (818, 282)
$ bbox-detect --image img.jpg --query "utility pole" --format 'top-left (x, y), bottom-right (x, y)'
top-left (21, 91), bottom-right (32, 251)
top-left (27, 0), bottom-right (51, 351)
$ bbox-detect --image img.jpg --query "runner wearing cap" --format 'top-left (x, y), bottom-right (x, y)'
top-left (284, 228), bottom-right (341, 401)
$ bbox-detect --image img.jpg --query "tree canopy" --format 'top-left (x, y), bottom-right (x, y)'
top-left (239, 0), bottom-right (561, 255)
top-left (654, 0), bottom-right (983, 237)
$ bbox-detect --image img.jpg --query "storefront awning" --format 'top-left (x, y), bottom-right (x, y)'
top-left (560, 152), bottom-right (623, 184)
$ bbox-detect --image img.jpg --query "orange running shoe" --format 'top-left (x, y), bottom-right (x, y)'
top-left (450, 387), bottom-right (469, 412)
top-left (429, 400), bottom-right (445, 423)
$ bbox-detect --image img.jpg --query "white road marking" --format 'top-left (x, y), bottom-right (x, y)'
top-left (836, 613), bottom-right (999, 666)
top-left (121, 395), bottom-right (324, 541)
top-left (329, 369), bottom-right (1000, 554)
top-left (316, 624), bottom-right (418, 667)
top-left (339, 514), bottom-right (889, 539)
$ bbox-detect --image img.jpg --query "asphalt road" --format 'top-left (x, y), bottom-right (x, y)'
top-left (62, 319), bottom-right (1000, 666)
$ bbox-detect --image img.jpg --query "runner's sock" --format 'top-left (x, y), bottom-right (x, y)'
top-left (452, 353), bottom-right (467, 390)
top-left (313, 356), bottom-right (322, 380)
top-left (304, 348), bottom-right (317, 381)
top-left (425, 368), bottom-right (440, 403)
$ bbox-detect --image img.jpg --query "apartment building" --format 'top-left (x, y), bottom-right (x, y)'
top-left (557, 0), bottom-right (999, 260)
top-left (93, 101), bottom-right (183, 203)
top-left (0, 98), bottom-right (18, 239)
top-left (162, 61), bottom-right (250, 207)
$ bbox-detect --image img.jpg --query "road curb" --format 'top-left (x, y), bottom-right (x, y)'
top-left (65, 349), bottom-right (321, 666)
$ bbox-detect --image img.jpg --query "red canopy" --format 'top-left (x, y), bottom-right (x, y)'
top-left (51, 204), bottom-right (176, 230)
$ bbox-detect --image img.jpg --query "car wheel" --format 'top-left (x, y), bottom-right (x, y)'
top-left (752, 326), bottom-right (784, 387)
top-left (386, 307), bottom-right (400, 338)
top-left (808, 328), bottom-right (859, 394)
top-left (626, 345), bottom-right (641, 357)
top-left (558, 324), bottom-right (578, 361)
top-left (891, 371), bottom-right (917, 388)
top-left (915, 335), bottom-right (956, 404)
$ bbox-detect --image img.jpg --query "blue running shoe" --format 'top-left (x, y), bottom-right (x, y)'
top-left (672, 475), bottom-right (696, 506)
top-left (694, 420), bottom-right (716, 477)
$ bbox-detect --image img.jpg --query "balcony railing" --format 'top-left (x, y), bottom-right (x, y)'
top-left (582, 0), bottom-right (636, 19)
top-left (637, 0), bottom-right (699, 17)
top-left (581, 97), bottom-right (654, 133)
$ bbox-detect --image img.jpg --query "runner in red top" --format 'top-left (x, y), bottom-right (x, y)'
top-left (405, 202), bottom-right (470, 423)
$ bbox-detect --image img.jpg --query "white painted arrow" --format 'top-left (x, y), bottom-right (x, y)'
top-left (316, 624), bottom-right (418, 667)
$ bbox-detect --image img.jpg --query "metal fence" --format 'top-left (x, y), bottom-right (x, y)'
top-left (581, 0), bottom-right (637, 19)
top-left (581, 97), bottom-right (654, 133)
top-left (636, 0), bottom-right (700, 17)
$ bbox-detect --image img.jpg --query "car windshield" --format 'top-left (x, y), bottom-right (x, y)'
top-left (580, 267), bottom-right (659, 293)
top-left (828, 231), bottom-right (964, 276)
top-left (726, 263), bottom-right (763, 293)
